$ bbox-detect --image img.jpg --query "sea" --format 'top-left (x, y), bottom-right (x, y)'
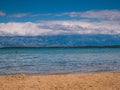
top-left (0, 47), bottom-right (120, 75)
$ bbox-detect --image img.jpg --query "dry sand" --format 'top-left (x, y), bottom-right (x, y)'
top-left (0, 72), bottom-right (120, 90)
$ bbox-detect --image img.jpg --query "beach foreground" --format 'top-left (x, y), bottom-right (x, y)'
top-left (0, 72), bottom-right (120, 90)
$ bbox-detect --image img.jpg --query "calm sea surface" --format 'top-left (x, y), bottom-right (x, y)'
top-left (0, 48), bottom-right (120, 75)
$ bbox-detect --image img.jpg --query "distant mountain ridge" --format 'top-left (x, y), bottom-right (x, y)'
top-left (0, 34), bottom-right (120, 47)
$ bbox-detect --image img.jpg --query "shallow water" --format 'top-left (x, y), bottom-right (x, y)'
top-left (0, 48), bottom-right (120, 75)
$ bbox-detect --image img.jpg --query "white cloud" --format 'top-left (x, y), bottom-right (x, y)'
top-left (0, 22), bottom-right (52, 36)
top-left (79, 10), bottom-right (120, 20)
top-left (0, 11), bottom-right (6, 16)
top-left (55, 12), bottom-right (81, 17)
top-left (8, 10), bottom-right (119, 20)
top-left (0, 20), bottom-right (120, 36)
top-left (0, 10), bottom-right (120, 36)
top-left (9, 13), bottom-right (29, 18)
top-left (56, 10), bottom-right (120, 20)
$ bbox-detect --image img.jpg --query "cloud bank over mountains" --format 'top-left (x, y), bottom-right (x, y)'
top-left (0, 10), bottom-right (120, 36)
top-left (0, 21), bottom-right (120, 36)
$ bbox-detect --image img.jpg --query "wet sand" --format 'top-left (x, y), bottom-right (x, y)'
top-left (0, 72), bottom-right (120, 90)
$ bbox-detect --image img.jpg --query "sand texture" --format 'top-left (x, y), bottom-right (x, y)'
top-left (0, 72), bottom-right (120, 90)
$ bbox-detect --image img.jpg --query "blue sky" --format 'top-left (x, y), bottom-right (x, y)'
top-left (1, 0), bottom-right (120, 13)
top-left (0, 0), bottom-right (120, 36)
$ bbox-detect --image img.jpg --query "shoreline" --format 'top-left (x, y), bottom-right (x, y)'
top-left (0, 72), bottom-right (120, 90)
top-left (1, 71), bottom-right (119, 76)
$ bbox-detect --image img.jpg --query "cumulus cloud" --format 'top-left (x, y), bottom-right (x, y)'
top-left (78, 10), bottom-right (120, 20)
top-left (0, 11), bottom-right (6, 16)
top-left (0, 10), bottom-right (120, 36)
top-left (0, 20), bottom-right (120, 36)
top-left (9, 13), bottom-right (29, 18)
top-left (7, 10), bottom-right (120, 20)
top-left (56, 10), bottom-right (120, 20)
top-left (0, 22), bottom-right (52, 36)
top-left (55, 12), bottom-right (80, 17)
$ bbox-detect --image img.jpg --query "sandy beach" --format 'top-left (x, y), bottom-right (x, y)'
top-left (0, 72), bottom-right (119, 90)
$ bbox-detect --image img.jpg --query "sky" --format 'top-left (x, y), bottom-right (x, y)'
top-left (0, 0), bottom-right (120, 36)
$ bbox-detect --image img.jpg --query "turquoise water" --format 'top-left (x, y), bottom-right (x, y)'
top-left (0, 48), bottom-right (120, 75)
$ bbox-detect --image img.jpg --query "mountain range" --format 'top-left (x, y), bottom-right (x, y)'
top-left (0, 34), bottom-right (120, 47)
